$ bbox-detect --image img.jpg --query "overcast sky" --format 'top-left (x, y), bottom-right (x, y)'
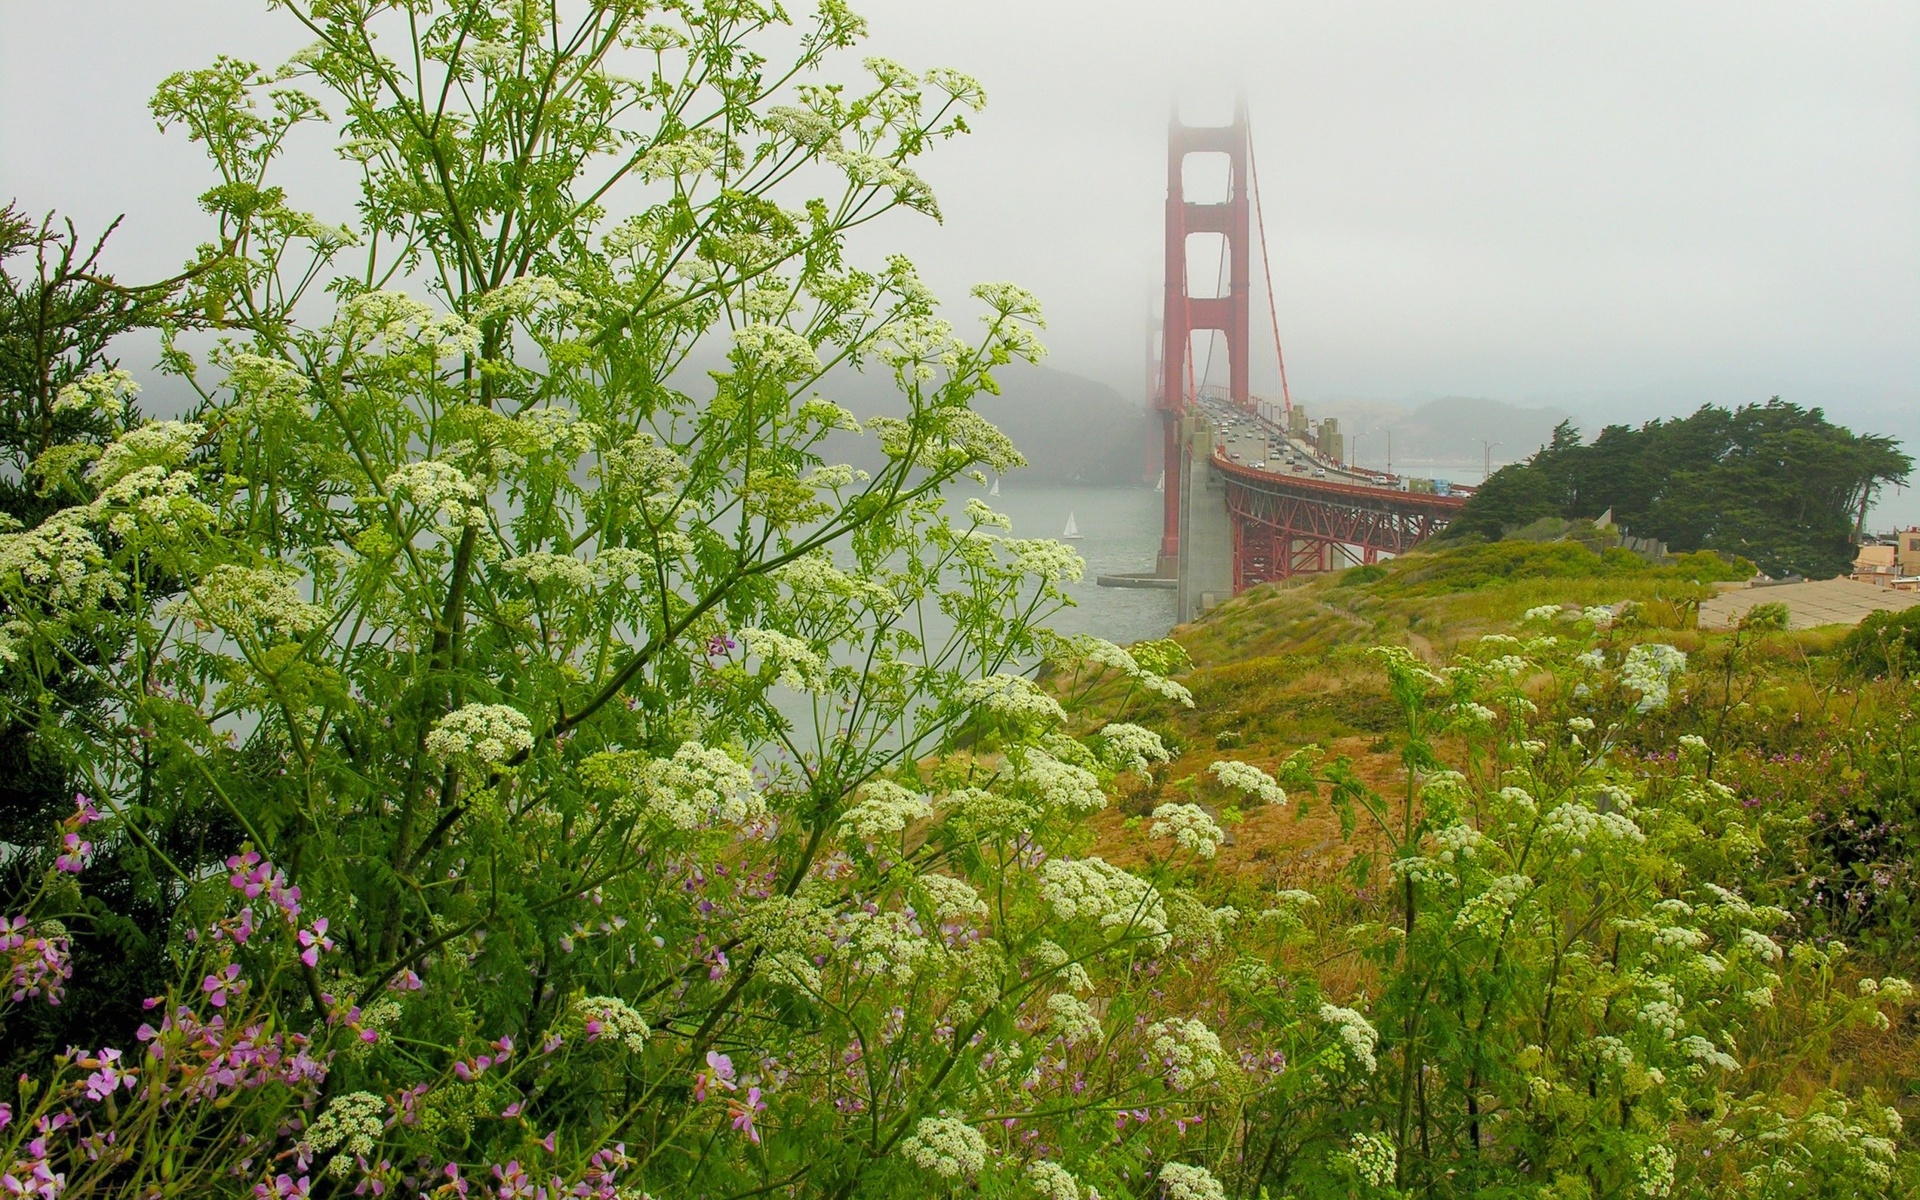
top-left (4, 1), bottom-right (1917, 512)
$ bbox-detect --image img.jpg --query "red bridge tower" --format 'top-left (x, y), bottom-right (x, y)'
top-left (1157, 103), bottom-right (1252, 574)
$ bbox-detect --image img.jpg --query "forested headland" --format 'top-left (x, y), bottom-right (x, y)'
top-left (1454, 404), bottom-right (1911, 579)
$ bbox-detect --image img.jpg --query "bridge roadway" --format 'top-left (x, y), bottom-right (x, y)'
top-left (1169, 396), bottom-right (1470, 622)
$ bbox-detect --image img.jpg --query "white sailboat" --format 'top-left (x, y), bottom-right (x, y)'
top-left (1154, 469), bottom-right (1165, 494)
top-left (1062, 512), bottom-right (1083, 540)
top-left (989, 475), bottom-right (1000, 496)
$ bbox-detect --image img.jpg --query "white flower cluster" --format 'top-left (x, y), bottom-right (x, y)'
top-left (762, 103), bottom-right (838, 147)
top-left (177, 564), bottom-right (326, 638)
top-left (1033, 940), bottom-right (1094, 993)
top-left (1025, 1160), bottom-right (1081, 1200)
top-left (1046, 992), bottom-right (1104, 1046)
top-left (1639, 999), bottom-right (1683, 1040)
top-left (640, 742), bottom-right (763, 830)
top-left (732, 324), bottom-right (822, 381)
top-left (1432, 822), bottom-right (1485, 863)
top-left (471, 274), bottom-right (583, 322)
top-left (88, 420), bottom-right (204, 489)
top-left (504, 552), bottom-right (595, 591)
top-left (635, 139), bottom-right (719, 181)
top-left (299, 1091), bottom-right (385, 1172)
top-left (841, 779), bottom-right (933, 841)
top-left (1072, 635), bottom-right (1140, 675)
top-left (739, 627), bottom-right (828, 692)
top-left (1149, 803), bottom-right (1225, 858)
top-left (1652, 925), bottom-right (1708, 951)
top-left (1320, 1003), bottom-right (1380, 1073)
top-left (1003, 537), bottom-right (1084, 584)
top-left (54, 367), bottom-right (139, 417)
top-left (1453, 874), bottom-right (1533, 937)
top-left (1039, 857), bottom-right (1167, 943)
top-left (1454, 701), bottom-right (1498, 725)
top-left (898, 1116), bottom-right (987, 1180)
top-left (1522, 604), bottom-right (1564, 622)
top-left (961, 673), bottom-right (1066, 726)
top-left (838, 906), bottom-right (934, 982)
top-left (1335, 1132), bottom-right (1398, 1189)
top-left (1209, 759), bottom-right (1286, 805)
top-left (1680, 1034), bottom-right (1740, 1072)
top-left (1147, 1016), bottom-right (1224, 1090)
top-left (942, 786), bottom-right (1037, 835)
top-left (341, 290), bottom-right (480, 356)
top-left (1017, 749), bottom-right (1106, 813)
top-left (1620, 643), bottom-right (1687, 712)
top-left (1138, 671), bottom-right (1196, 708)
top-left (1583, 605), bottom-right (1616, 629)
top-left (386, 460), bottom-right (485, 528)
top-left (1543, 803), bottom-right (1646, 845)
top-left (779, 552), bottom-right (900, 616)
top-left (1098, 723), bottom-right (1169, 778)
top-left (918, 874), bottom-right (987, 920)
top-left (796, 396), bottom-right (861, 433)
top-left (222, 353), bottom-right (309, 419)
top-left (1158, 1162), bottom-right (1226, 1200)
top-left (0, 511), bottom-right (117, 612)
top-left (1633, 1142), bottom-right (1676, 1198)
top-left (1737, 928), bottom-right (1784, 963)
top-left (578, 995), bottom-right (651, 1053)
top-left (601, 433), bottom-right (689, 505)
top-left (962, 497), bottom-right (1012, 530)
top-left (1484, 654), bottom-right (1531, 677)
top-left (1590, 1035), bottom-right (1635, 1069)
top-left (425, 703), bottom-right (534, 764)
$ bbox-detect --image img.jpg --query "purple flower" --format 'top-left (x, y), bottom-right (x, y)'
top-left (203, 963), bottom-right (243, 1008)
top-left (54, 832), bottom-right (91, 874)
top-left (728, 1087), bottom-right (765, 1144)
top-left (706, 633), bottom-right (737, 657)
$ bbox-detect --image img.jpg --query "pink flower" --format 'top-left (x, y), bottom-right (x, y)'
top-left (297, 920), bottom-right (332, 968)
top-left (202, 963), bottom-right (243, 1008)
top-left (82, 1048), bottom-right (134, 1101)
top-left (728, 1087), bottom-right (765, 1144)
top-left (54, 832), bottom-right (91, 874)
top-left (491, 1161), bottom-right (536, 1200)
top-left (694, 1050), bottom-right (736, 1101)
top-left (254, 1173), bottom-right (312, 1198)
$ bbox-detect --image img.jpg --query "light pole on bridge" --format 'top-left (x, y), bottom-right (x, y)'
top-left (1481, 440), bottom-right (1502, 482)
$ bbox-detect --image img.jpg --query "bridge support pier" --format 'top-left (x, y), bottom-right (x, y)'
top-left (1176, 416), bottom-right (1235, 625)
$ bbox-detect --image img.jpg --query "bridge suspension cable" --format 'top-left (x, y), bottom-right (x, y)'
top-left (1247, 119), bottom-right (1292, 417)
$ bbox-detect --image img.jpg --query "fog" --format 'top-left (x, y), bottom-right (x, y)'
top-left (4, 1), bottom-right (1916, 518)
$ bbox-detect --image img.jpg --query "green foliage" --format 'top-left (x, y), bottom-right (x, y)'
top-left (1373, 539), bottom-right (1750, 599)
top-left (1841, 607), bottom-right (1920, 678)
top-left (1453, 405), bottom-right (1912, 579)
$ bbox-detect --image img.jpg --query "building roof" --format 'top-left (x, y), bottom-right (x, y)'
top-left (1699, 578), bottom-right (1920, 631)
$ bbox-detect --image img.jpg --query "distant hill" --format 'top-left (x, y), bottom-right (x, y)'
top-left (1303, 396), bottom-right (1577, 472)
top-left (821, 361), bottom-right (1155, 486)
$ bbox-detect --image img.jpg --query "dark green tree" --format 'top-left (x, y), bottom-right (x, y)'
top-left (1454, 400), bottom-right (1910, 577)
top-left (0, 204), bottom-right (208, 1070)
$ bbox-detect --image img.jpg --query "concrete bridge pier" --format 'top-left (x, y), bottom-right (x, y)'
top-left (1176, 415), bottom-right (1235, 624)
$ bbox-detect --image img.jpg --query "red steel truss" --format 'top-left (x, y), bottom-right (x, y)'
top-left (1215, 455), bottom-right (1464, 591)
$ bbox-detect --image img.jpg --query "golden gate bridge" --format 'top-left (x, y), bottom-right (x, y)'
top-left (1100, 102), bottom-right (1469, 622)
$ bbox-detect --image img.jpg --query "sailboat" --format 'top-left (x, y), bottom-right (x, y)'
top-left (1154, 469), bottom-right (1165, 494)
top-left (1062, 512), bottom-right (1083, 540)
top-left (989, 475), bottom-right (1000, 496)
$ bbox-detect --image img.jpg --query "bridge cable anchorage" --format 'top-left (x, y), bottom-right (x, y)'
top-left (1247, 118), bottom-right (1292, 418)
